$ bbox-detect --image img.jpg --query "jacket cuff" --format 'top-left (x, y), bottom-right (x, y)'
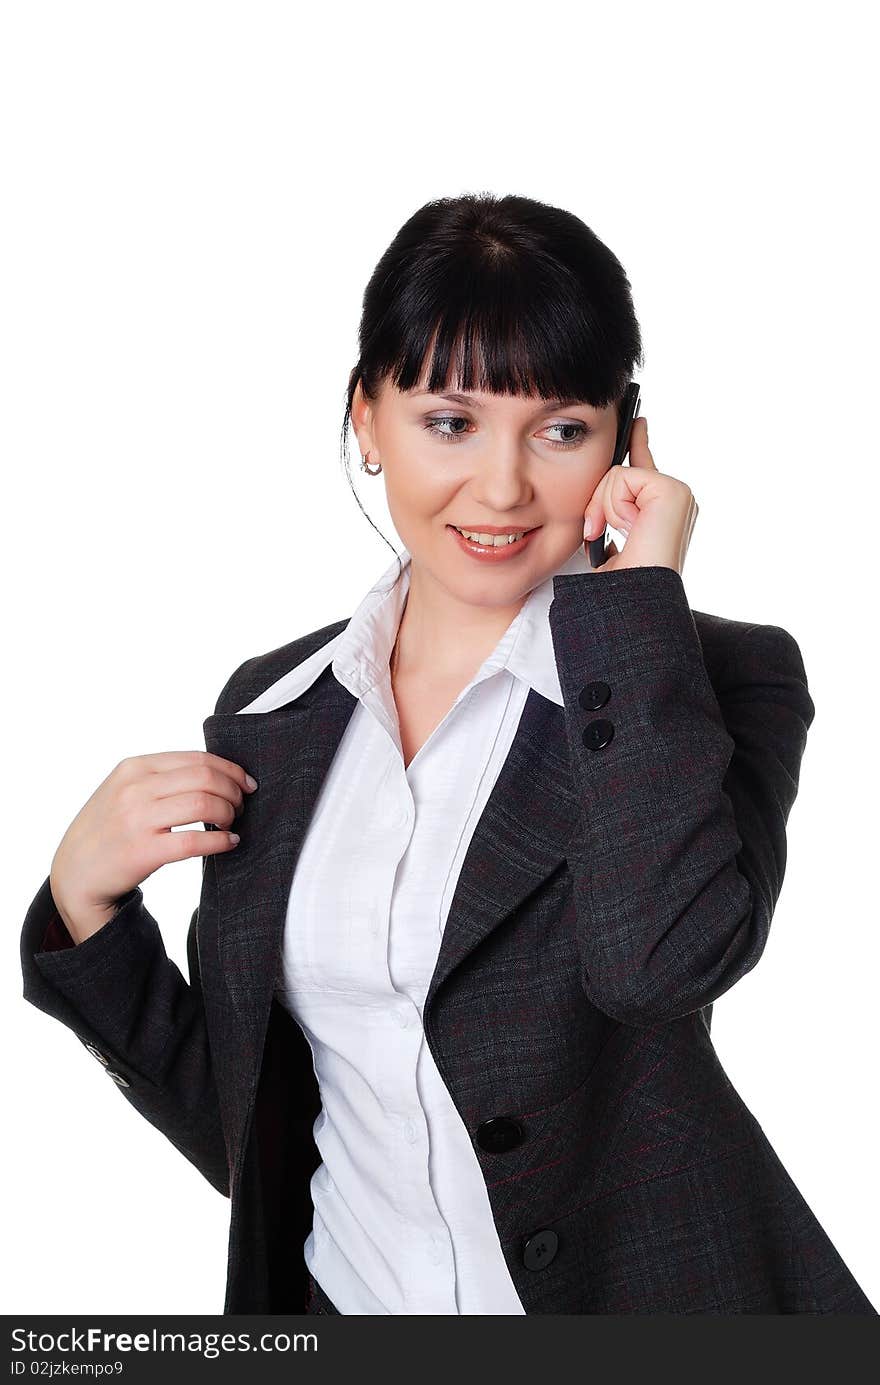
top-left (550, 565), bottom-right (709, 688)
top-left (32, 884), bottom-right (149, 989)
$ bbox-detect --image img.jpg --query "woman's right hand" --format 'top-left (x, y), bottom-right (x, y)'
top-left (48, 751), bottom-right (258, 945)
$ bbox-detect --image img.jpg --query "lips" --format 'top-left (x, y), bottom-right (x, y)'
top-left (448, 525), bottom-right (540, 536)
top-left (447, 523), bottom-right (541, 562)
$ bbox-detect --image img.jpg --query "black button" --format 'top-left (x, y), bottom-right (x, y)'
top-left (578, 680), bottom-right (611, 710)
top-left (105, 1070), bottom-right (130, 1088)
top-left (582, 718), bottom-right (614, 750)
top-left (475, 1116), bottom-right (524, 1153)
top-left (522, 1228), bottom-right (559, 1270)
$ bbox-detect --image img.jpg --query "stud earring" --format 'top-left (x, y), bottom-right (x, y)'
top-left (360, 450), bottom-right (382, 476)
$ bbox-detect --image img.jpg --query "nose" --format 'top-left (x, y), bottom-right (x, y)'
top-left (468, 439), bottom-right (535, 510)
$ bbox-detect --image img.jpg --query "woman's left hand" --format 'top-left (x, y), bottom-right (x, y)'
top-left (582, 417), bottom-right (698, 574)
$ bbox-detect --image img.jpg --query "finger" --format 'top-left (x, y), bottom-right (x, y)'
top-left (627, 416), bottom-right (657, 470)
top-left (148, 765), bottom-right (248, 816)
top-left (158, 828), bottom-right (241, 862)
top-left (146, 791), bottom-right (241, 832)
top-left (582, 464), bottom-right (615, 541)
top-left (585, 465), bottom-right (639, 539)
top-left (126, 750), bottom-right (258, 793)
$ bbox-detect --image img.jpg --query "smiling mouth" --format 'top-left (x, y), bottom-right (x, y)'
top-left (448, 524), bottom-right (540, 537)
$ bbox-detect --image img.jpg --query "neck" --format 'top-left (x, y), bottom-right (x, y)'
top-left (391, 560), bottom-right (527, 682)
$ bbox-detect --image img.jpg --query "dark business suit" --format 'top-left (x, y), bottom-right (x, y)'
top-left (20, 564), bottom-right (877, 1314)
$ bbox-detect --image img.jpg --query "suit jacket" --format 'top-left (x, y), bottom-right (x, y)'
top-left (20, 564), bottom-right (877, 1314)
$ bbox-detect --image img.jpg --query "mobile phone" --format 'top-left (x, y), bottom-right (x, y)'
top-left (587, 380), bottom-right (642, 568)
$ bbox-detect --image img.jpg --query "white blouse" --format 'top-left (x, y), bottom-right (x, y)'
top-left (238, 540), bottom-right (592, 1314)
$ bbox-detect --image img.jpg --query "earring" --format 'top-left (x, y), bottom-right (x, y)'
top-left (361, 450), bottom-right (382, 476)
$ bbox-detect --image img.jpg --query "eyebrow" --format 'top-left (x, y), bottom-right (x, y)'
top-left (411, 390), bottom-right (592, 411)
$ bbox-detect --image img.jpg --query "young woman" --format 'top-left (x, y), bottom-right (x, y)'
top-left (21, 192), bottom-right (876, 1316)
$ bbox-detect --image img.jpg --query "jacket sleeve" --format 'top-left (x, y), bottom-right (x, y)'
top-left (17, 672), bottom-right (251, 1198)
top-left (549, 564), bottom-right (816, 1028)
top-left (20, 876), bottom-right (229, 1197)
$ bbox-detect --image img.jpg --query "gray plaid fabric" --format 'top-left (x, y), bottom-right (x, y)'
top-left (20, 565), bottom-right (877, 1315)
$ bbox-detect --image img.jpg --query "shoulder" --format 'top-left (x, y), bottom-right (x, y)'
top-left (212, 616), bottom-right (351, 714)
top-left (692, 608), bottom-right (760, 679)
top-left (692, 607), bottom-right (810, 695)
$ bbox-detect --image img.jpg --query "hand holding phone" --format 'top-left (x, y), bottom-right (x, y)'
top-left (587, 381), bottom-right (641, 568)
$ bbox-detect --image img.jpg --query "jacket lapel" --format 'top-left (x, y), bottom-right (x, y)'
top-left (201, 669), bottom-right (357, 1050)
top-left (201, 667), bottom-right (578, 1069)
top-left (424, 684), bottom-right (578, 1007)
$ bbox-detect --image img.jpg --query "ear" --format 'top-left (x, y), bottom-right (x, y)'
top-left (350, 378), bottom-right (376, 455)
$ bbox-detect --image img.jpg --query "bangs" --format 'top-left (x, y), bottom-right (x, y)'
top-left (372, 254), bottom-right (631, 412)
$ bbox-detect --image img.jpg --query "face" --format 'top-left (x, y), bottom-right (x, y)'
top-left (351, 373), bottom-right (619, 610)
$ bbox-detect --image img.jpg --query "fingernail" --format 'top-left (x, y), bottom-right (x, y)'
top-left (583, 516), bottom-right (592, 539)
top-left (245, 774), bottom-right (258, 791)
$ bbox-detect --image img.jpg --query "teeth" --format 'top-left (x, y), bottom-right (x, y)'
top-left (454, 527), bottom-right (526, 546)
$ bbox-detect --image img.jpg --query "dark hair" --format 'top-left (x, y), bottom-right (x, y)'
top-left (339, 191), bottom-right (644, 583)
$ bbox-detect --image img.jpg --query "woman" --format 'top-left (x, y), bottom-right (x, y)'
top-left (21, 192), bottom-right (876, 1315)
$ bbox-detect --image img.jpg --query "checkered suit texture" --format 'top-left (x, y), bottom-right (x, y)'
top-left (21, 565), bottom-right (876, 1315)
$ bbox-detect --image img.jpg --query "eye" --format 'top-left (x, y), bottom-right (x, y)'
top-left (422, 415), bottom-right (471, 442)
top-left (542, 422), bottom-right (592, 449)
top-left (421, 416), bottom-right (592, 449)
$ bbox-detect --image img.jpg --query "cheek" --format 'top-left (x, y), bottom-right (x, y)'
top-left (386, 453), bottom-right (459, 513)
top-left (538, 468), bottom-right (597, 520)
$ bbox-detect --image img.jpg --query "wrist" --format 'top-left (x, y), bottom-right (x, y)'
top-left (49, 883), bottom-right (120, 946)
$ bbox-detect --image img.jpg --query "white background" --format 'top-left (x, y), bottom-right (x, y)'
top-left (2, 0), bottom-right (877, 1315)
